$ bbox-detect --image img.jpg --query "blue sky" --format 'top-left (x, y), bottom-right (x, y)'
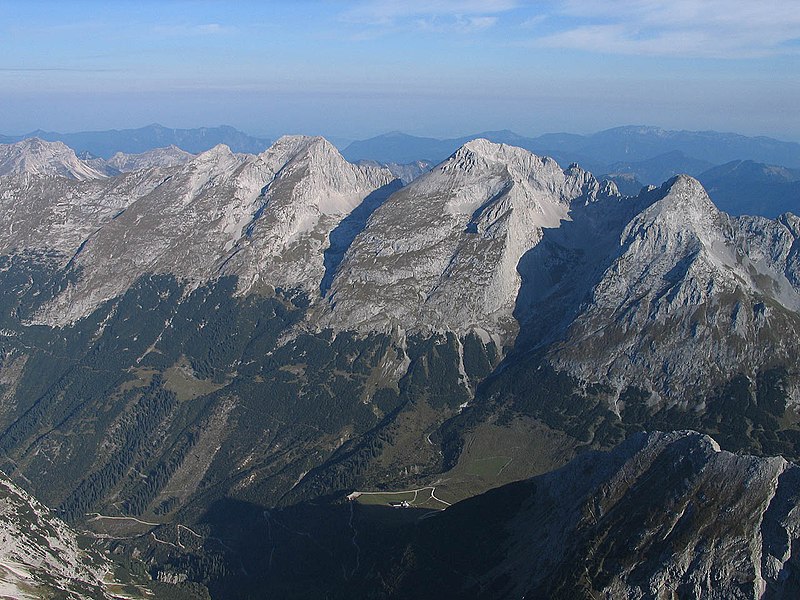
top-left (1, 0), bottom-right (798, 140)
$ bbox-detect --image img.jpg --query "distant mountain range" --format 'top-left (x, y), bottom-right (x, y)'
top-left (0, 123), bottom-right (272, 158)
top-left (342, 127), bottom-right (800, 217)
top-left (602, 155), bottom-right (800, 218)
top-left (343, 125), bottom-right (800, 175)
top-left (2, 123), bottom-right (798, 208)
top-left (601, 149), bottom-right (716, 193)
top-left (343, 129), bottom-right (540, 166)
top-left (4, 123), bottom-right (798, 172)
top-left (699, 159), bottom-right (800, 218)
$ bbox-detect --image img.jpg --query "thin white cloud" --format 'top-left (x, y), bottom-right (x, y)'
top-left (341, 0), bottom-right (516, 33)
top-left (0, 67), bottom-right (123, 73)
top-left (415, 15), bottom-right (498, 34)
top-left (153, 23), bottom-right (236, 37)
top-left (520, 15), bottom-right (547, 29)
top-left (527, 0), bottom-right (800, 58)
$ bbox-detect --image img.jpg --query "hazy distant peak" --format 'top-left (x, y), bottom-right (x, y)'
top-left (1, 124), bottom-right (273, 158)
top-left (105, 145), bottom-right (194, 172)
top-left (702, 159), bottom-right (800, 183)
top-left (598, 125), bottom-right (674, 138)
top-left (383, 130), bottom-right (414, 138)
top-left (185, 144), bottom-right (242, 176)
top-left (270, 134), bottom-right (332, 155)
top-left (195, 142), bottom-right (234, 158)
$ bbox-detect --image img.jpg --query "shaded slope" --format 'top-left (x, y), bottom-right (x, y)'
top-left (389, 430), bottom-right (800, 599)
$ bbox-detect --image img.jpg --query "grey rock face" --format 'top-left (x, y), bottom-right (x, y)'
top-left (356, 159), bottom-right (433, 184)
top-left (218, 135), bottom-right (397, 297)
top-left (520, 430), bottom-right (800, 599)
top-left (1, 136), bottom-right (799, 400)
top-left (322, 139), bottom-right (619, 343)
top-left (104, 145), bottom-right (195, 172)
top-left (0, 472), bottom-right (147, 598)
top-left (0, 168), bottom-right (172, 256)
top-left (548, 175), bottom-right (800, 400)
top-left (28, 136), bottom-right (396, 324)
top-left (0, 138), bottom-right (106, 181)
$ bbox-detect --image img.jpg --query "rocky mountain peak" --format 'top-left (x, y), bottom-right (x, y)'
top-left (778, 212), bottom-right (800, 234)
top-left (105, 145), bottom-right (194, 172)
top-left (219, 136), bottom-right (398, 296)
top-left (256, 134), bottom-right (395, 216)
top-left (320, 140), bottom-right (621, 342)
top-left (445, 138), bottom-right (560, 179)
top-left (0, 137), bottom-right (106, 180)
top-left (258, 135), bottom-right (365, 181)
top-left (261, 134), bottom-right (322, 166)
top-left (442, 139), bottom-right (614, 213)
top-left (154, 143), bottom-right (256, 211)
top-left (549, 171), bottom-right (800, 398)
top-left (449, 137), bottom-right (509, 170)
top-left (191, 143), bottom-right (237, 166)
top-left (621, 174), bottom-right (724, 257)
top-left (652, 174), bottom-right (719, 219)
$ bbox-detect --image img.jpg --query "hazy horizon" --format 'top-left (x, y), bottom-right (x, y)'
top-left (2, 1), bottom-right (799, 141)
top-left (5, 121), bottom-right (800, 147)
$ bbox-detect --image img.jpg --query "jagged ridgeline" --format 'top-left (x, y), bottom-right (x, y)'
top-left (0, 135), bottom-right (799, 597)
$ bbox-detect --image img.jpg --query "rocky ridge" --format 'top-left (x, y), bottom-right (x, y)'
top-left (548, 175), bottom-right (800, 400)
top-left (26, 136), bottom-right (396, 324)
top-left (321, 139), bottom-right (619, 342)
top-left (2, 136), bottom-right (799, 399)
top-left (102, 144), bottom-right (195, 173)
top-left (0, 472), bottom-right (146, 599)
top-left (527, 430), bottom-right (800, 598)
top-left (0, 138), bottom-right (106, 181)
top-left (218, 135), bottom-right (398, 297)
top-left (0, 166), bottom-right (173, 256)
